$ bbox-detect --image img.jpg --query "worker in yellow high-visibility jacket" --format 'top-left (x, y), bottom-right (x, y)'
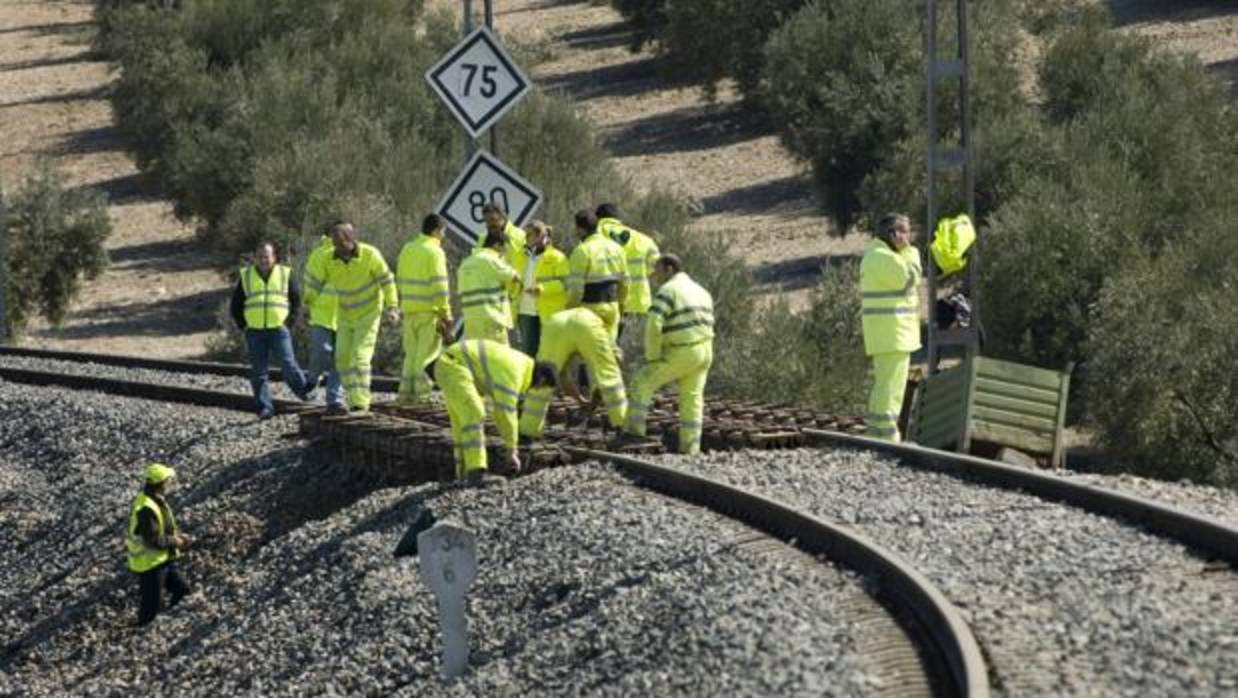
top-left (623, 254), bottom-right (715, 454)
top-left (519, 307), bottom-right (627, 438)
top-left (434, 339), bottom-right (558, 482)
top-left (567, 209), bottom-right (628, 341)
top-left (475, 202), bottom-right (528, 273)
top-left (458, 227), bottom-right (520, 345)
top-left (303, 221), bottom-right (398, 413)
top-left (127, 463), bottom-right (192, 626)
top-left (596, 203), bottom-right (660, 341)
top-left (304, 234), bottom-right (345, 412)
top-left (511, 220), bottom-right (571, 356)
top-left (396, 214), bottom-right (452, 404)
top-left (860, 213), bottom-right (922, 442)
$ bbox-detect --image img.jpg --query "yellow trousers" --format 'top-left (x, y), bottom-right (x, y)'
top-left (399, 313), bottom-right (442, 402)
top-left (463, 316), bottom-right (509, 346)
top-left (519, 334), bottom-right (627, 438)
top-left (626, 342), bottom-right (712, 454)
top-left (335, 312), bottom-right (382, 410)
top-left (583, 301), bottom-right (620, 341)
top-left (866, 352), bottom-right (910, 442)
top-left (434, 353), bottom-right (487, 478)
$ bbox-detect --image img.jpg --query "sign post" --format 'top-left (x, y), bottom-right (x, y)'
top-left (418, 522), bottom-right (479, 680)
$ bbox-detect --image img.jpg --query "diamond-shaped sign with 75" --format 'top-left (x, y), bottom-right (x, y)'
top-left (426, 26), bottom-right (531, 140)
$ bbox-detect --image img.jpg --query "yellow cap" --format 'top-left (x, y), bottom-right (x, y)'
top-left (144, 463), bottom-right (176, 485)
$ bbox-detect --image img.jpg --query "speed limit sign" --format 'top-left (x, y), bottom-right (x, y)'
top-left (436, 150), bottom-right (543, 245)
top-left (425, 26), bottom-right (531, 140)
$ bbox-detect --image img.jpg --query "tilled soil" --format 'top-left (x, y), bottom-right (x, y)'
top-left (657, 448), bottom-right (1238, 696)
top-left (1, 381), bottom-right (897, 696)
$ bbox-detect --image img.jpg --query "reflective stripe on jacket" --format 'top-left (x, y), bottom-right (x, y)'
top-left (459, 248), bottom-right (518, 331)
top-left (241, 264), bottom-right (291, 330)
top-left (304, 242), bottom-right (397, 322)
top-left (304, 237), bottom-right (338, 331)
top-left (568, 233), bottom-right (628, 306)
top-left (397, 234), bottom-right (451, 316)
top-left (598, 217), bottom-right (660, 314)
top-left (860, 239), bottom-right (922, 355)
top-left (444, 339), bottom-right (534, 449)
top-left (646, 271), bottom-right (714, 362)
top-left (126, 492), bottom-right (177, 573)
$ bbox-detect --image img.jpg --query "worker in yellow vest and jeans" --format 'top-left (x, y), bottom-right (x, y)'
top-left (304, 234), bottom-right (345, 413)
top-left (596, 203), bottom-right (659, 342)
top-left (230, 242), bottom-right (313, 419)
top-left (303, 222), bottom-right (399, 413)
top-left (568, 209), bottom-right (629, 341)
top-left (396, 214), bottom-right (452, 403)
top-left (127, 463), bottom-right (192, 626)
top-left (623, 254), bottom-right (715, 454)
top-left (512, 220), bottom-right (571, 356)
top-left (459, 228), bottom-right (520, 345)
top-left (434, 339), bottom-right (558, 482)
top-left (860, 213), bottom-right (922, 442)
top-left (519, 307), bottom-right (628, 438)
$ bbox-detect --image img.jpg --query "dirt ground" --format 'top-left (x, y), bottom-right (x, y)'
top-left (3, 0), bottom-right (1235, 358)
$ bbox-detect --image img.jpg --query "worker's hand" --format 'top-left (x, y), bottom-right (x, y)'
top-left (170, 534), bottom-right (191, 548)
top-left (383, 308), bottom-right (401, 325)
top-left (507, 449), bottom-right (522, 474)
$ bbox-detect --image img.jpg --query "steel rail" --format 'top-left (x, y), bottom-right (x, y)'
top-left (0, 345), bottom-right (400, 392)
top-left (803, 429), bottom-right (1238, 566)
top-left (570, 446), bottom-right (991, 698)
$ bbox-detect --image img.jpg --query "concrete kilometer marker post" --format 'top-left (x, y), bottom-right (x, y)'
top-left (418, 521), bottom-right (479, 679)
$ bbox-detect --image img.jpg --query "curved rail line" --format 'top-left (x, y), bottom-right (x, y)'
top-left (0, 354), bottom-right (988, 696)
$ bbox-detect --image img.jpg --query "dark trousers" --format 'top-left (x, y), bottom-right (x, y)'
top-left (517, 314), bottom-right (541, 357)
top-left (137, 561), bottom-right (189, 626)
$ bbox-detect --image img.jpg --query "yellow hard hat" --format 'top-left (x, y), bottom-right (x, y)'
top-left (144, 463), bottom-right (176, 485)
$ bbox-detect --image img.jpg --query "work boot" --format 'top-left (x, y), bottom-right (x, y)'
top-left (258, 408), bottom-right (275, 421)
top-left (466, 470), bottom-right (505, 487)
top-left (324, 404), bottom-right (348, 417)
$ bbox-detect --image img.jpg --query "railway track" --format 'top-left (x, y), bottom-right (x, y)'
top-left (0, 349), bottom-right (983, 696)
top-left (5, 348), bottom-right (1236, 695)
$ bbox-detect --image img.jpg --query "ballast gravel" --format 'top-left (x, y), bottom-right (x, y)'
top-left (658, 448), bottom-right (1238, 697)
top-left (0, 380), bottom-right (886, 696)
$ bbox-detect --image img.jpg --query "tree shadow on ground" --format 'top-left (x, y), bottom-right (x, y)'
top-left (1107, 0), bottom-right (1236, 26)
top-left (29, 288), bottom-right (229, 341)
top-left (109, 238), bottom-right (219, 273)
top-left (697, 175), bottom-right (816, 217)
top-left (0, 49), bottom-right (99, 72)
top-left (0, 84), bottom-right (107, 109)
top-left (558, 20), bottom-right (638, 52)
top-left (0, 20), bottom-right (93, 37)
top-left (541, 56), bottom-right (662, 102)
top-left (54, 125), bottom-right (124, 156)
top-left (603, 101), bottom-right (766, 158)
top-left (71, 173), bottom-right (162, 205)
top-left (754, 253), bottom-right (859, 293)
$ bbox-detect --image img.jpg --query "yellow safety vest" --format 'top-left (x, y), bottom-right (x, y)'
top-left (647, 272), bottom-right (714, 361)
top-left (306, 242), bottom-right (397, 323)
top-left (568, 233), bottom-right (628, 306)
top-left (860, 239), bottom-right (922, 355)
top-left (240, 264), bottom-right (291, 330)
top-left (126, 492), bottom-right (178, 573)
top-left (931, 214), bottom-right (976, 277)
top-left (512, 245), bottom-right (571, 322)
top-left (397, 234), bottom-right (451, 316)
top-left (304, 236), bottom-right (339, 331)
top-left (459, 247), bottom-right (519, 330)
top-left (444, 339), bottom-right (534, 448)
top-left (598, 217), bottom-right (660, 313)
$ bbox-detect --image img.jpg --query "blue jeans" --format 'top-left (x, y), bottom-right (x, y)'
top-left (245, 327), bottom-right (310, 414)
top-left (307, 325), bottom-right (344, 408)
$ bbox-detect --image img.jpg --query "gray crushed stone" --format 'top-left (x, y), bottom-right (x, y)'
top-left (1052, 470), bottom-right (1238, 527)
top-left (657, 448), bottom-right (1238, 697)
top-left (0, 381), bottom-right (883, 696)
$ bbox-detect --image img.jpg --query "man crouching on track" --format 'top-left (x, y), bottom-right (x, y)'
top-left (230, 241), bottom-right (315, 420)
top-left (434, 338), bottom-right (558, 484)
top-left (518, 307), bottom-right (627, 439)
top-left (126, 463), bottom-right (193, 626)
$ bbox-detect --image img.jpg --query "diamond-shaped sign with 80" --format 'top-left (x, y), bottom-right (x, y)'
top-left (425, 26), bottom-right (531, 140)
top-left (436, 150), bottom-right (543, 246)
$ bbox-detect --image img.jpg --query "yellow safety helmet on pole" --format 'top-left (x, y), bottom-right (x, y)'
top-left (931, 214), bottom-right (976, 277)
top-left (144, 462), bottom-right (176, 485)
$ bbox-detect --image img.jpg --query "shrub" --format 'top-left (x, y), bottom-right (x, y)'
top-left (763, 0), bottom-right (1026, 229)
top-left (1087, 236), bottom-right (1238, 488)
top-left (1, 164), bottom-right (111, 337)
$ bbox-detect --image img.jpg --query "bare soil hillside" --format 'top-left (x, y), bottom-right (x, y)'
top-left (5, 0), bottom-right (1236, 358)
top-left (0, 0), bottom-right (227, 358)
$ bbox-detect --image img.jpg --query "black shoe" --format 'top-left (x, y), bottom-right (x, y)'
top-left (324, 405), bottom-right (348, 417)
top-left (466, 470), bottom-right (505, 487)
top-left (258, 408), bottom-right (275, 421)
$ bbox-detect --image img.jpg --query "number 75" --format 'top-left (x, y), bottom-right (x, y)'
top-left (461, 63), bottom-right (498, 98)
